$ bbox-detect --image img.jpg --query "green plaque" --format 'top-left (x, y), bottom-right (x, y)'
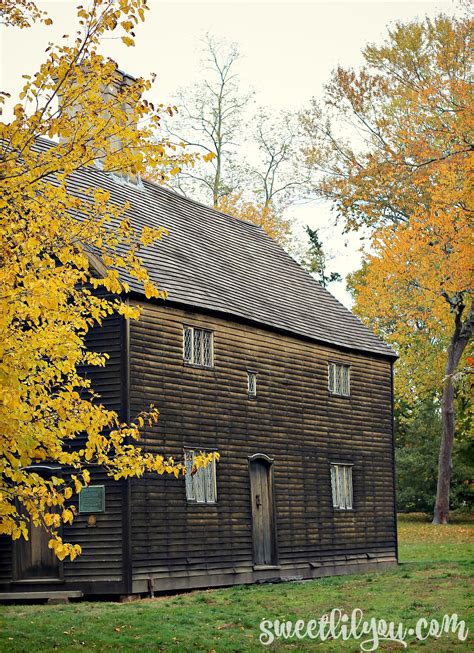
top-left (79, 485), bottom-right (105, 514)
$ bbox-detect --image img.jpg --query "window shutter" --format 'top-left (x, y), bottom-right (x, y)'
top-left (184, 450), bottom-right (195, 500)
top-left (183, 327), bottom-right (193, 363)
top-left (335, 366), bottom-right (341, 395)
top-left (330, 464), bottom-right (338, 507)
top-left (193, 329), bottom-right (203, 365)
top-left (342, 365), bottom-right (350, 396)
top-left (328, 363), bottom-right (335, 392)
top-left (203, 331), bottom-right (213, 367)
top-left (194, 464), bottom-right (206, 503)
top-left (345, 466), bottom-right (353, 509)
top-left (205, 458), bottom-right (216, 502)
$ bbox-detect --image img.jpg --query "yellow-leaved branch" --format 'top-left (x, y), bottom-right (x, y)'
top-left (0, 0), bottom-right (208, 560)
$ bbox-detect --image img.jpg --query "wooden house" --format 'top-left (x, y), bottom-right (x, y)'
top-left (0, 139), bottom-right (398, 599)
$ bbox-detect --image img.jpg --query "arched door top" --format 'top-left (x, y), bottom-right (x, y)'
top-left (248, 453), bottom-right (274, 465)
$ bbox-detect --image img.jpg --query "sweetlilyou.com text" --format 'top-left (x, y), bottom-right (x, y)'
top-left (259, 608), bottom-right (469, 651)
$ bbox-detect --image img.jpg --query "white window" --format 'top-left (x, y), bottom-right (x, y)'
top-left (330, 463), bottom-right (353, 510)
top-left (328, 362), bottom-right (350, 396)
top-left (183, 326), bottom-right (213, 367)
top-left (247, 370), bottom-right (257, 397)
top-left (184, 450), bottom-right (217, 503)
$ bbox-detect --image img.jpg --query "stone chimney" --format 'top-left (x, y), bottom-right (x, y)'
top-left (59, 67), bottom-right (140, 183)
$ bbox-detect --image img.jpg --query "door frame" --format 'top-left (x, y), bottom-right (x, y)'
top-left (248, 453), bottom-right (279, 568)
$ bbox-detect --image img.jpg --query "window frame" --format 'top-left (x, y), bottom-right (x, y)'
top-left (184, 448), bottom-right (218, 504)
top-left (247, 369), bottom-right (257, 398)
top-left (328, 362), bottom-right (351, 397)
top-left (183, 325), bottom-right (214, 368)
top-left (330, 462), bottom-right (354, 511)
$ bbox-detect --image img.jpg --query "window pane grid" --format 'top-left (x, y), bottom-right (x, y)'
top-left (193, 329), bottom-right (203, 365)
top-left (183, 327), bottom-right (193, 363)
top-left (203, 331), bottom-right (213, 367)
top-left (184, 450), bottom-right (194, 500)
top-left (328, 363), bottom-right (335, 392)
top-left (328, 363), bottom-right (350, 396)
top-left (184, 450), bottom-right (217, 504)
top-left (247, 371), bottom-right (257, 396)
top-left (330, 464), bottom-right (353, 510)
top-left (183, 327), bottom-right (213, 367)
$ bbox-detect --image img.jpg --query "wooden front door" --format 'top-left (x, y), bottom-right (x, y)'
top-left (15, 517), bottom-right (61, 581)
top-left (249, 456), bottom-right (277, 566)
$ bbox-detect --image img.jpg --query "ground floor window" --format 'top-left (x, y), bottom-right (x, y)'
top-left (184, 449), bottom-right (217, 503)
top-left (330, 463), bottom-right (353, 510)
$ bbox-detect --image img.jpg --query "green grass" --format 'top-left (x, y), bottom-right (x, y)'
top-left (0, 513), bottom-right (472, 652)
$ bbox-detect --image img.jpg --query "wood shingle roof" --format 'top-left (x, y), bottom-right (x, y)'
top-left (42, 138), bottom-right (397, 359)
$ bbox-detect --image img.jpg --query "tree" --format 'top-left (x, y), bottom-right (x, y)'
top-left (249, 110), bottom-right (309, 212)
top-left (165, 34), bottom-right (252, 207)
top-left (301, 14), bottom-right (473, 523)
top-left (299, 226), bottom-right (342, 287)
top-left (216, 194), bottom-right (292, 248)
top-left (166, 36), bottom-right (307, 247)
top-left (0, 0), bottom-right (213, 560)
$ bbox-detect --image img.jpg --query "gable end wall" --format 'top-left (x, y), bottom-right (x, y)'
top-left (129, 301), bottom-right (397, 592)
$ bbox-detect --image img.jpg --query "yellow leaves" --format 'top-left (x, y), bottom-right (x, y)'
top-left (139, 225), bottom-right (168, 246)
top-left (350, 200), bottom-right (472, 402)
top-left (116, 302), bottom-right (140, 320)
top-left (121, 36), bottom-right (135, 48)
top-left (72, 476), bottom-right (83, 494)
top-left (217, 195), bottom-right (292, 248)
top-left (48, 537), bottom-right (81, 561)
top-left (0, 0), bottom-right (198, 563)
top-left (143, 280), bottom-right (160, 299)
top-left (62, 509), bottom-right (74, 524)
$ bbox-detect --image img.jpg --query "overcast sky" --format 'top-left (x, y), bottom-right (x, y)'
top-left (1, 0), bottom-right (454, 306)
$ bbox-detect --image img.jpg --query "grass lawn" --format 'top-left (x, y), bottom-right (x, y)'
top-left (0, 513), bottom-right (472, 652)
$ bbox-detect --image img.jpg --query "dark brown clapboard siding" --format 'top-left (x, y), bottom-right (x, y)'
top-left (60, 310), bottom-right (125, 585)
top-left (129, 301), bottom-right (396, 586)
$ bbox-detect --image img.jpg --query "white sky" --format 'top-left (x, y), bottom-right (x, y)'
top-left (1, 0), bottom-right (454, 306)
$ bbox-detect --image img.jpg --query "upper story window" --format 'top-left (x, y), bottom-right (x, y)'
top-left (184, 449), bottom-right (217, 503)
top-left (330, 463), bottom-right (353, 510)
top-left (247, 370), bottom-right (257, 397)
top-left (328, 362), bottom-right (350, 396)
top-left (183, 326), bottom-right (213, 367)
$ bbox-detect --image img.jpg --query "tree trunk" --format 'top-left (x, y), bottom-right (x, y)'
top-left (432, 354), bottom-right (456, 524)
top-left (432, 299), bottom-right (473, 524)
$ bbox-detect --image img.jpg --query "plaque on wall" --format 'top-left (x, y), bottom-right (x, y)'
top-left (79, 485), bottom-right (105, 514)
